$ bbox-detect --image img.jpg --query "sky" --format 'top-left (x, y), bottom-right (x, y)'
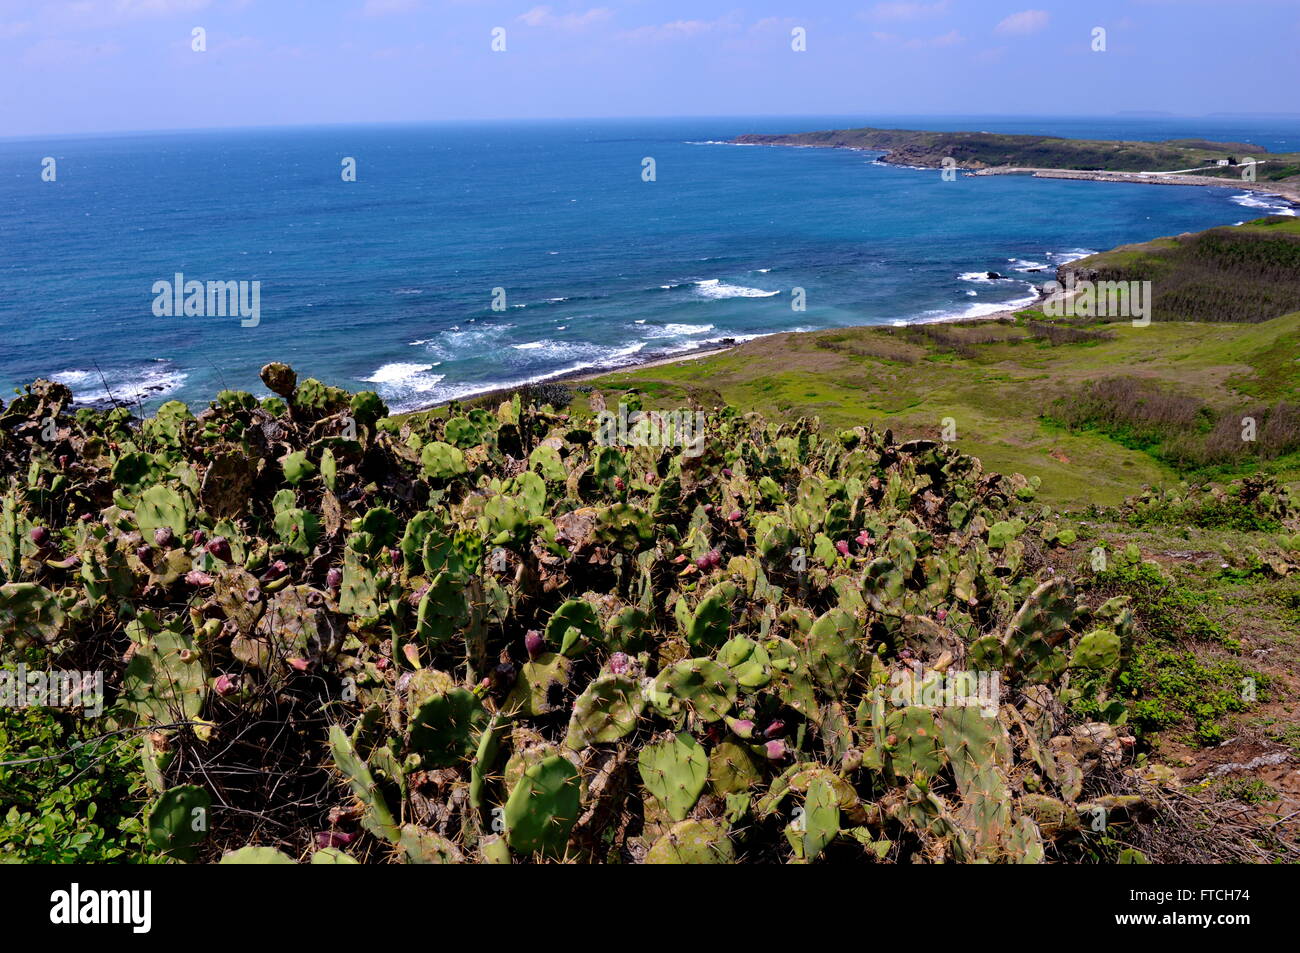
top-left (1, 0), bottom-right (1298, 137)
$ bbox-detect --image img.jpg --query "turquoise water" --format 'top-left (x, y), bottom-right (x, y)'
top-left (2, 116), bottom-right (1295, 411)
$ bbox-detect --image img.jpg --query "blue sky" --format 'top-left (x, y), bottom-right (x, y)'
top-left (1, 0), bottom-right (1298, 136)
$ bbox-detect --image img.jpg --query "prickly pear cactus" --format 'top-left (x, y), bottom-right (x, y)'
top-left (0, 366), bottom-right (1162, 864)
top-left (408, 688), bottom-right (488, 768)
top-left (503, 754), bottom-right (581, 858)
top-left (638, 733), bottom-right (709, 821)
top-left (146, 785), bottom-right (211, 861)
top-left (564, 673), bottom-right (644, 748)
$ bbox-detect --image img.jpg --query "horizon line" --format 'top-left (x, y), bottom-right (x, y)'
top-left (6, 111), bottom-right (1300, 144)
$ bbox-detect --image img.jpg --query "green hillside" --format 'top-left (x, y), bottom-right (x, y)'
top-left (1061, 216), bottom-right (1300, 324)
top-left (734, 126), bottom-right (1300, 178)
top-left (578, 308), bottom-right (1300, 507)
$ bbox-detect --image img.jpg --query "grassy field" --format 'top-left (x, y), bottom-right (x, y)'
top-left (1063, 216), bottom-right (1300, 324)
top-left (571, 309), bottom-right (1300, 507)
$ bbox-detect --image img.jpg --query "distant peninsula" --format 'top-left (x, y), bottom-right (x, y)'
top-left (733, 125), bottom-right (1300, 184)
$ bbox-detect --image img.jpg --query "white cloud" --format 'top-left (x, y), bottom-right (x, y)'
top-left (866, 1), bottom-right (950, 21)
top-left (21, 34), bottom-right (122, 65)
top-left (995, 9), bottom-right (1049, 35)
top-left (923, 27), bottom-right (963, 46)
top-left (872, 27), bottom-right (964, 48)
top-left (360, 0), bottom-right (420, 15)
top-left (112, 0), bottom-right (211, 15)
top-left (28, 0), bottom-right (211, 31)
top-left (518, 6), bottom-right (612, 30)
top-left (618, 15), bottom-right (738, 42)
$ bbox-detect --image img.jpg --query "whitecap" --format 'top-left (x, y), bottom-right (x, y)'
top-left (418, 324), bottom-right (513, 361)
top-left (913, 284), bottom-right (1041, 323)
top-left (1231, 191), bottom-right (1297, 216)
top-left (646, 323), bottom-right (715, 338)
top-left (359, 362), bottom-right (447, 405)
top-left (53, 363), bottom-right (187, 406)
top-left (363, 362), bottom-right (442, 386)
top-left (694, 278), bottom-right (780, 299)
top-left (1048, 249), bottom-right (1098, 265)
top-left (607, 341), bottom-right (647, 360)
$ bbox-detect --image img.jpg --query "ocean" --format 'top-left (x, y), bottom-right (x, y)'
top-left (2, 115), bottom-right (1297, 412)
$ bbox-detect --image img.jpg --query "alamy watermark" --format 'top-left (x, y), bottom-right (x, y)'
top-left (596, 403), bottom-right (706, 458)
top-left (152, 272), bottom-right (260, 327)
top-left (50, 883), bottom-right (150, 933)
top-left (1042, 273), bottom-right (1152, 327)
top-left (882, 661), bottom-right (1001, 717)
top-left (1, 664), bottom-right (104, 717)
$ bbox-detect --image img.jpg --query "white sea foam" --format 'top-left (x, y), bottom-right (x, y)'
top-left (1048, 248), bottom-right (1098, 265)
top-left (646, 323), bottom-right (715, 338)
top-left (915, 285), bottom-right (1041, 323)
top-left (705, 332), bottom-right (769, 345)
top-left (382, 343), bottom-right (644, 413)
top-left (694, 279), bottom-right (780, 299)
top-left (505, 338), bottom-right (650, 368)
top-left (510, 340), bottom-right (599, 362)
top-left (363, 362), bottom-right (444, 387)
top-left (1231, 191), bottom-right (1298, 216)
top-left (360, 363), bottom-right (448, 406)
top-left (53, 361), bottom-right (187, 406)
top-left (416, 324), bottom-right (513, 361)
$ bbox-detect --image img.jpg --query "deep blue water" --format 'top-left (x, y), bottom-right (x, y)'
top-left (2, 115), bottom-right (1296, 411)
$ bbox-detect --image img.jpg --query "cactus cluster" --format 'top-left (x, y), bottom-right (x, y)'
top-left (0, 364), bottom-right (1192, 864)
